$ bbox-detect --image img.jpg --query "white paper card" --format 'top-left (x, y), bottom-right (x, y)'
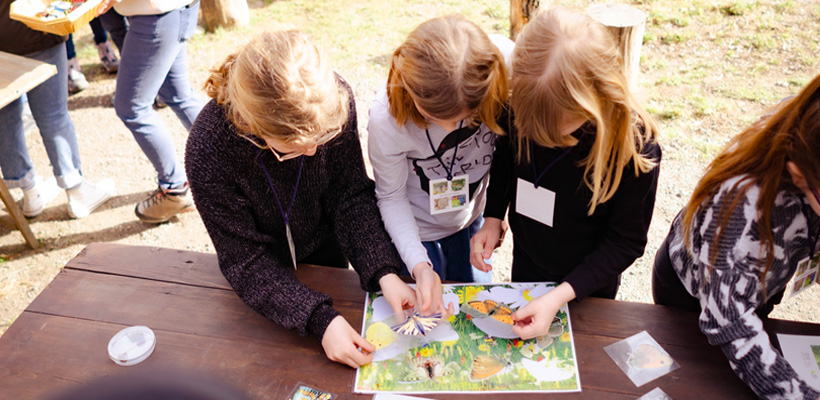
top-left (429, 174), bottom-right (469, 215)
top-left (516, 178), bottom-right (555, 227)
top-left (638, 387), bottom-right (673, 400)
top-left (777, 333), bottom-right (820, 391)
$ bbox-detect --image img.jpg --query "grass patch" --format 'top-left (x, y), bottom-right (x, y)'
top-left (646, 99), bottom-right (684, 120)
top-left (718, 1), bottom-right (756, 16)
top-left (686, 89), bottom-right (720, 117)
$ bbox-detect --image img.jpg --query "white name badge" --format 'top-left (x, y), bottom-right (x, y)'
top-left (789, 255), bottom-right (820, 299)
top-left (429, 174), bottom-right (470, 215)
top-left (516, 178), bottom-right (555, 227)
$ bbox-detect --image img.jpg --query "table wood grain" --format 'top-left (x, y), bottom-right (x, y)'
top-left (1, 243), bottom-right (813, 399)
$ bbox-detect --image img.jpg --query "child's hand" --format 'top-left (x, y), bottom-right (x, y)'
top-left (470, 217), bottom-right (505, 272)
top-left (378, 273), bottom-right (417, 323)
top-left (321, 316), bottom-right (375, 368)
top-left (512, 282), bottom-right (576, 340)
top-left (412, 263), bottom-right (455, 317)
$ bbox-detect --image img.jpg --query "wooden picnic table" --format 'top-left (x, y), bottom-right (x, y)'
top-left (0, 242), bottom-right (816, 399)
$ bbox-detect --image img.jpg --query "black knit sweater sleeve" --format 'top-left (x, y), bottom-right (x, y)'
top-left (322, 90), bottom-right (403, 292)
top-left (565, 140), bottom-right (662, 299)
top-left (185, 101), bottom-right (346, 339)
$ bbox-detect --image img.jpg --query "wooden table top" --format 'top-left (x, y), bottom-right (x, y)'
top-left (0, 243), bottom-right (816, 399)
top-left (0, 50), bottom-right (56, 109)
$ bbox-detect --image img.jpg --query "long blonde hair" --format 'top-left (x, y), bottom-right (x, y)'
top-left (387, 15), bottom-right (508, 133)
top-left (511, 7), bottom-right (658, 215)
top-left (683, 74), bottom-right (820, 282)
top-left (203, 30), bottom-right (349, 147)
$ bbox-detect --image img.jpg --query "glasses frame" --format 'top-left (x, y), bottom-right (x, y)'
top-left (267, 127), bottom-right (343, 162)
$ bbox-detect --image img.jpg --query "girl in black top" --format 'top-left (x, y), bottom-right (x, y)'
top-left (471, 7), bottom-right (661, 339)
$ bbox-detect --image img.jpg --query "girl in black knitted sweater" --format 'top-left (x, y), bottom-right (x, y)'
top-left (185, 31), bottom-right (447, 368)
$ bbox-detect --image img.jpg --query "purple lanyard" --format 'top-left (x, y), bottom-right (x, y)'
top-left (258, 153), bottom-right (304, 270)
top-left (530, 141), bottom-right (572, 189)
top-left (259, 154), bottom-right (304, 225)
top-left (425, 121), bottom-right (464, 181)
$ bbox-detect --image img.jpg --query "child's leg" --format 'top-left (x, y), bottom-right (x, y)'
top-left (89, 18), bottom-right (108, 45)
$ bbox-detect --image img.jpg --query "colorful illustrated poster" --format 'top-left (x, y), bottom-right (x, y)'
top-left (777, 333), bottom-right (820, 391)
top-left (355, 283), bottom-right (581, 394)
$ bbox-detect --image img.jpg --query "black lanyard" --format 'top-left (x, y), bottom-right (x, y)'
top-left (258, 152), bottom-right (304, 270)
top-left (530, 141), bottom-right (572, 189)
top-left (425, 121), bottom-right (463, 181)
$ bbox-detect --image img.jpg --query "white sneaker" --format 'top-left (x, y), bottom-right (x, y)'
top-left (67, 178), bottom-right (115, 219)
top-left (67, 57), bottom-right (89, 95)
top-left (21, 176), bottom-right (60, 217)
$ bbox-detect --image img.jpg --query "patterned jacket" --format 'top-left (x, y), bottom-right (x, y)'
top-left (667, 175), bottom-right (820, 399)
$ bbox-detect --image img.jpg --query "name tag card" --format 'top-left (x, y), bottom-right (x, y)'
top-left (516, 178), bottom-right (555, 227)
top-left (429, 174), bottom-right (470, 215)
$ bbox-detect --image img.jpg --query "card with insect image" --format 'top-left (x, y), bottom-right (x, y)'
top-left (286, 382), bottom-right (335, 400)
top-left (604, 331), bottom-right (680, 387)
top-left (355, 282), bottom-right (581, 394)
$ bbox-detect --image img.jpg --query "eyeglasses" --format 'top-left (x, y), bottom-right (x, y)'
top-left (267, 127), bottom-right (343, 162)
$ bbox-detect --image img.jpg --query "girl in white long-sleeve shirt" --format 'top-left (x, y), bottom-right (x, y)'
top-left (368, 15), bottom-right (511, 284)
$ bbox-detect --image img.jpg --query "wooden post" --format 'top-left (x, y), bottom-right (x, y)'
top-left (510, 0), bottom-right (541, 41)
top-left (587, 4), bottom-right (646, 89)
top-left (199, 0), bottom-right (250, 33)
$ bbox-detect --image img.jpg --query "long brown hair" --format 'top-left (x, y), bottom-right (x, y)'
top-left (387, 15), bottom-right (508, 133)
top-left (510, 7), bottom-right (658, 215)
top-left (682, 73), bottom-right (820, 279)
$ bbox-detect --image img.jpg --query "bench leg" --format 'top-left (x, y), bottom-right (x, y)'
top-left (0, 180), bottom-right (39, 249)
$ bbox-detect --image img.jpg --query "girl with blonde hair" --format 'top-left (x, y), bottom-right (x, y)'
top-left (368, 15), bottom-right (512, 286)
top-left (471, 7), bottom-right (661, 339)
top-left (652, 74), bottom-right (820, 398)
top-left (185, 31), bottom-right (441, 368)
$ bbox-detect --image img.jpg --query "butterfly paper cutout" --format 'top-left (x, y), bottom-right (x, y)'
top-left (535, 316), bottom-right (564, 349)
top-left (292, 386), bottom-right (332, 400)
top-left (466, 299), bottom-right (515, 325)
top-left (468, 354), bottom-right (510, 381)
top-left (398, 355), bottom-right (460, 384)
top-left (391, 311), bottom-right (442, 336)
top-left (627, 343), bottom-right (673, 370)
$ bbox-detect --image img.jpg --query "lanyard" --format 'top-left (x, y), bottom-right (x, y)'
top-left (425, 121), bottom-right (463, 181)
top-left (530, 141), bottom-right (572, 189)
top-left (258, 152), bottom-right (304, 270)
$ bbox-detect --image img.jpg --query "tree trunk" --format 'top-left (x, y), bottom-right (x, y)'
top-left (200, 0), bottom-right (250, 32)
top-left (587, 4), bottom-right (647, 89)
top-left (509, 0), bottom-right (541, 41)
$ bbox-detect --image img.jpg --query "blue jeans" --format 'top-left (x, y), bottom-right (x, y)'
top-left (408, 216), bottom-right (493, 283)
top-left (0, 43), bottom-right (83, 190)
top-left (114, 3), bottom-right (202, 189)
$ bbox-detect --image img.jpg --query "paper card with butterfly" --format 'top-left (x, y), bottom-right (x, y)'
top-left (287, 383), bottom-right (336, 400)
top-left (603, 330), bottom-right (681, 387)
top-left (355, 282), bottom-right (581, 394)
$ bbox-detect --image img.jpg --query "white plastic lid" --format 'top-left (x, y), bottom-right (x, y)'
top-left (107, 325), bottom-right (156, 366)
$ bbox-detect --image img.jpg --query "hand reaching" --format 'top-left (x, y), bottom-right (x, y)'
top-left (321, 316), bottom-right (375, 368)
top-left (512, 282), bottom-right (576, 340)
top-left (470, 217), bottom-right (504, 272)
top-left (378, 273), bottom-right (417, 323)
